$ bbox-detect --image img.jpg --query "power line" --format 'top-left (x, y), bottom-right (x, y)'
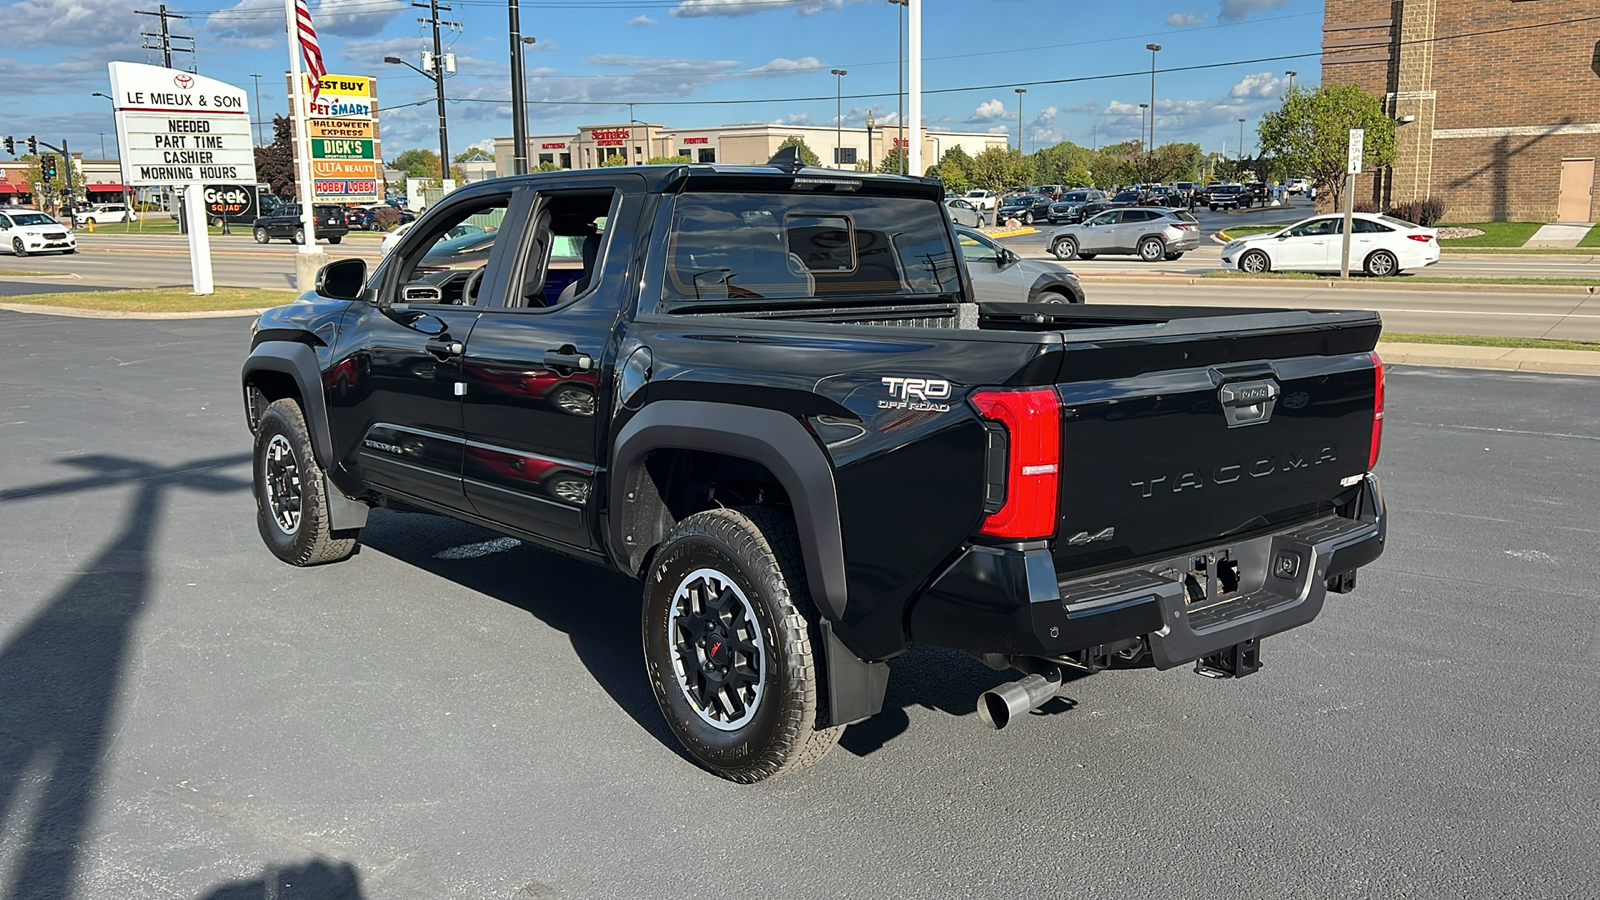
top-left (135, 4), bottom-right (196, 71)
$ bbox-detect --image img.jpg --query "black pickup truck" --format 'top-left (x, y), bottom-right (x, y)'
top-left (242, 156), bottom-right (1387, 782)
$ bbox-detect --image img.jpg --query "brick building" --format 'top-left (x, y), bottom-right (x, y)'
top-left (1322, 0), bottom-right (1599, 222)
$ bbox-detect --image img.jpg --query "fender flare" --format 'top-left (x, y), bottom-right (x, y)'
top-left (610, 400), bottom-right (848, 622)
top-left (241, 340), bottom-right (333, 471)
top-left (1027, 273), bottom-right (1081, 303)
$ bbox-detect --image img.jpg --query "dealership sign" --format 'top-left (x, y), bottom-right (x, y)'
top-left (108, 62), bottom-right (256, 186)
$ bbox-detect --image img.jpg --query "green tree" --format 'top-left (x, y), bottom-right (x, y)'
top-left (1149, 142), bottom-right (1204, 183)
top-left (926, 146), bottom-right (973, 193)
top-left (876, 145), bottom-right (907, 175)
top-left (776, 135), bottom-right (821, 167)
top-left (536, 161), bottom-right (562, 172)
top-left (18, 153), bottom-right (86, 210)
top-left (600, 154), bottom-right (628, 167)
top-left (1030, 141), bottom-right (1093, 187)
top-left (1090, 141), bottom-right (1143, 189)
top-left (391, 148), bottom-right (444, 179)
top-left (968, 147), bottom-right (1035, 192)
top-left (1258, 84), bottom-right (1395, 209)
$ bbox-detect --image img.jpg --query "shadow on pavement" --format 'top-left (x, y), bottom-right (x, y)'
top-left (197, 858), bottom-right (365, 900)
top-left (0, 453), bottom-right (249, 900)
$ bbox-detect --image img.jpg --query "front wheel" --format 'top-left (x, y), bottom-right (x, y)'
top-left (1036, 290), bottom-right (1076, 304)
top-left (12, 238), bottom-right (27, 258)
top-left (1240, 249), bottom-right (1271, 273)
top-left (293, 227), bottom-right (305, 245)
top-left (254, 227), bottom-right (270, 244)
top-left (209, 216), bottom-right (223, 228)
top-left (328, 235), bottom-right (342, 245)
top-left (643, 507), bottom-right (843, 783)
top-left (1022, 212), bottom-right (1033, 225)
top-left (1364, 249), bottom-right (1399, 277)
top-left (1138, 237), bottom-right (1165, 262)
top-left (1077, 252), bottom-right (1097, 260)
top-left (1209, 204), bottom-right (1218, 211)
top-left (1052, 237), bottom-right (1078, 260)
top-left (253, 399), bottom-right (360, 567)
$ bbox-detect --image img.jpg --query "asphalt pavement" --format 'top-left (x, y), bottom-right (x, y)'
top-left (1, 310), bottom-right (1597, 899)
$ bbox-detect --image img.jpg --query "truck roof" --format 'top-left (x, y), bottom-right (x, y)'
top-left (457, 163), bottom-right (943, 199)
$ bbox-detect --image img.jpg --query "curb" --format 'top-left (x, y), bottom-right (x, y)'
top-left (985, 226), bottom-right (1038, 238)
top-left (0, 302), bottom-right (274, 319)
top-left (1377, 341), bottom-right (1600, 377)
top-left (1074, 274), bottom-right (1600, 293)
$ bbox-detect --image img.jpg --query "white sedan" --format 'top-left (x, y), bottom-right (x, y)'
top-left (1221, 212), bottom-right (1439, 276)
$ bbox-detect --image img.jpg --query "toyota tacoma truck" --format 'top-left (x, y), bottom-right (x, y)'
top-left (242, 152), bottom-right (1388, 782)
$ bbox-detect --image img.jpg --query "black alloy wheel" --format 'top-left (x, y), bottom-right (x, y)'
top-left (252, 399), bottom-right (359, 566)
top-left (13, 238), bottom-right (27, 257)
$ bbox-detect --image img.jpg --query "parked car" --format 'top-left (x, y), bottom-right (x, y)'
top-left (1286, 177), bottom-right (1311, 196)
top-left (1172, 181), bottom-right (1201, 203)
top-left (962, 189), bottom-right (998, 212)
top-left (1104, 190), bottom-right (1149, 209)
top-left (241, 162), bottom-right (1388, 782)
top-left (1048, 207), bottom-right (1201, 262)
top-left (1047, 189), bottom-right (1108, 224)
top-left (1220, 212), bottom-right (1440, 276)
top-left (944, 197), bottom-right (985, 228)
top-left (0, 207), bottom-right (75, 256)
top-left (379, 220), bottom-right (488, 256)
top-left (1242, 182), bottom-right (1270, 206)
top-left (251, 204), bottom-right (348, 244)
top-left (344, 207), bottom-right (382, 231)
top-left (995, 194), bottom-right (1054, 225)
top-left (1206, 184), bottom-right (1251, 210)
top-left (1029, 185), bottom-right (1067, 201)
top-left (953, 225), bottom-right (1083, 303)
top-left (73, 203), bottom-right (137, 226)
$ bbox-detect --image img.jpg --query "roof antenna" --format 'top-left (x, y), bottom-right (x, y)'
top-left (766, 144), bottom-right (806, 174)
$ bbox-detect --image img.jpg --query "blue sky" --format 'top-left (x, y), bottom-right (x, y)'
top-left (2, 0), bottom-right (1323, 162)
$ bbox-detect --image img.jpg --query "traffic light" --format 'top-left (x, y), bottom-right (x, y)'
top-left (3, 137), bottom-right (12, 155)
top-left (41, 155), bottom-right (56, 183)
top-left (26, 135), bottom-right (37, 155)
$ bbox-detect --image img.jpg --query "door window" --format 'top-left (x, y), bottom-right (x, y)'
top-left (1287, 218), bottom-right (1339, 237)
top-left (392, 194), bottom-right (511, 306)
top-left (1352, 218), bottom-right (1393, 234)
top-left (957, 229), bottom-right (1003, 264)
top-left (511, 189), bottom-right (618, 309)
top-left (1085, 211), bottom-right (1119, 227)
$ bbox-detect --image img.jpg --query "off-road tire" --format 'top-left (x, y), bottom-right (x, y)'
top-left (254, 227), bottom-right (270, 244)
top-left (1052, 237), bottom-right (1078, 260)
top-left (643, 507), bottom-right (843, 782)
top-left (253, 399), bottom-right (359, 566)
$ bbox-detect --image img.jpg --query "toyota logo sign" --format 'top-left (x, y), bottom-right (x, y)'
top-left (174, 73), bottom-right (195, 90)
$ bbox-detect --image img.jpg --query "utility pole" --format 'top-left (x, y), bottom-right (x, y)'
top-left (831, 69), bottom-right (847, 168)
top-left (414, 0), bottom-right (459, 180)
top-left (135, 5), bottom-right (195, 70)
top-left (890, 0), bottom-right (907, 172)
top-left (250, 72), bottom-right (264, 146)
top-left (1145, 43), bottom-right (1161, 153)
top-left (509, 0), bottom-right (529, 175)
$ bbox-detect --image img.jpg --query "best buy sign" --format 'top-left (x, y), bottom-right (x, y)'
top-left (312, 138), bottom-right (374, 159)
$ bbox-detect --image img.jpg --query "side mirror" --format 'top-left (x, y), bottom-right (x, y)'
top-left (315, 258), bottom-right (368, 302)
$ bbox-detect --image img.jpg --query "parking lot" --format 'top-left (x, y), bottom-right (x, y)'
top-left (1, 309), bottom-right (1596, 898)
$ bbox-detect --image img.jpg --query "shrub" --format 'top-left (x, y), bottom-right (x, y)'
top-left (1387, 199), bottom-right (1422, 224)
top-left (1354, 201), bottom-right (1381, 214)
top-left (1419, 196), bottom-right (1448, 226)
top-left (371, 207), bottom-right (402, 231)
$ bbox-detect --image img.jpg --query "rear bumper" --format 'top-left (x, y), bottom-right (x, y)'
top-left (909, 474), bottom-right (1386, 663)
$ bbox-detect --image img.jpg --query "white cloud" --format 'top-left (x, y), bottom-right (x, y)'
top-left (7, 0), bottom-right (143, 47)
top-left (745, 57), bottom-right (823, 76)
top-left (206, 0), bottom-right (405, 40)
top-left (1218, 0), bottom-right (1288, 22)
top-left (669, 0), bottom-right (850, 18)
top-left (1229, 71), bottom-right (1285, 100)
top-left (969, 98), bottom-right (1008, 122)
top-left (1166, 11), bottom-right (1207, 26)
top-left (628, 14), bottom-right (658, 25)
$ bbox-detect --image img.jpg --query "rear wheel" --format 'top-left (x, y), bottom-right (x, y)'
top-left (1138, 237), bottom-right (1165, 262)
top-left (1077, 252), bottom-right (1097, 260)
top-left (253, 399), bottom-right (359, 566)
top-left (642, 507), bottom-right (843, 783)
top-left (209, 216), bottom-right (223, 228)
top-left (254, 227), bottom-right (270, 244)
top-left (1364, 249), bottom-right (1399, 277)
top-left (1052, 237), bottom-right (1078, 260)
top-left (84, 217), bottom-right (97, 226)
top-left (328, 235), bottom-right (342, 245)
top-left (1164, 252), bottom-right (1184, 261)
top-left (1209, 204), bottom-right (1217, 211)
top-left (1037, 290), bottom-right (1075, 304)
top-left (293, 227), bottom-right (305, 245)
top-left (1240, 249), bottom-right (1271, 273)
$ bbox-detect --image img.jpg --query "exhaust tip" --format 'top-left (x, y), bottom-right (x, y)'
top-left (976, 670), bottom-right (1062, 730)
top-left (978, 690), bottom-right (1015, 730)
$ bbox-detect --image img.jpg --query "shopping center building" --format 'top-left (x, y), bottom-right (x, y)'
top-left (492, 122), bottom-right (1007, 177)
top-left (1322, 0), bottom-right (1599, 221)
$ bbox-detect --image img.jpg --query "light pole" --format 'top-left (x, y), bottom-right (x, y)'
top-left (91, 92), bottom-right (133, 218)
top-left (866, 111), bottom-right (875, 171)
top-left (831, 68), bottom-right (848, 168)
top-left (1138, 103), bottom-right (1149, 151)
top-left (1091, 122), bottom-right (1097, 152)
top-left (1014, 87), bottom-right (1026, 153)
top-left (386, 55), bottom-right (450, 180)
top-left (889, 0), bottom-right (907, 173)
top-left (1238, 118), bottom-right (1247, 162)
top-left (249, 72), bottom-right (264, 146)
top-left (1145, 43), bottom-right (1161, 151)
top-left (509, 0), bottom-right (532, 177)
top-left (1285, 70), bottom-right (1297, 94)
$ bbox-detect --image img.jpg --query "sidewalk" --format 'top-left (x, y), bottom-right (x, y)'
top-left (1523, 222), bottom-right (1594, 249)
top-left (1377, 341), bottom-right (1600, 375)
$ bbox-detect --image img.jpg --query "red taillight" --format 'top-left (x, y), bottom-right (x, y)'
top-left (972, 387), bottom-right (1060, 539)
top-left (1369, 352), bottom-right (1385, 469)
top-left (1406, 233), bottom-right (1434, 242)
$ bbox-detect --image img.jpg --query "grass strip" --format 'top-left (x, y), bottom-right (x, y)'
top-left (0, 269), bottom-right (69, 277)
top-left (1435, 222), bottom-right (1543, 247)
top-left (2, 287), bottom-right (296, 312)
top-left (1201, 269), bottom-right (1319, 280)
top-left (1580, 224), bottom-right (1600, 248)
top-left (1383, 332), bottom-right (1600, 352)
top-left (1216, 225), bottom-right (1281, 240)
top-left (1441, 247), bottom-right (1600, 256)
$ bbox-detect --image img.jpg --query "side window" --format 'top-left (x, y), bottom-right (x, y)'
top-left (392, 194), bottom-right (510, 307)
top-left (1354, 219), bottom-right (1392, 234)
top-left (958, 230), bottom-right (1002, 264)
top-left (0, 215), bottom-right (10, 229)
top-left (512, 189), bottom-right (617, 309)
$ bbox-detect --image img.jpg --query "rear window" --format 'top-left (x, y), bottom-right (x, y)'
top-left (659, 192), bottom-right (961, 304)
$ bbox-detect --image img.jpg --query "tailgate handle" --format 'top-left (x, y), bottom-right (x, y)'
top-left (1218, 379), bottom-right (1279, 428)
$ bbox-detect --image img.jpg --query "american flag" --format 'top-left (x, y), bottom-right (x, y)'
top-left (294, 0), bottom-right (327, 103)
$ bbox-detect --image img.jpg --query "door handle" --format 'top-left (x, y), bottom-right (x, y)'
top-left (544, 349), bottom-right (593, 371)
top-left (426, 338), bottom-right (463, 358)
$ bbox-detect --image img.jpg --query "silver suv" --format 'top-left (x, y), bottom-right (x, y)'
top-left (954, 225), bottom-right (1083, 303)
top-left (1047, 207), bottom-right (1200, 262)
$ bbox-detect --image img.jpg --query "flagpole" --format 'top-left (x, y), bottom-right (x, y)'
top-left (284, 0), bottom-right (323, 289)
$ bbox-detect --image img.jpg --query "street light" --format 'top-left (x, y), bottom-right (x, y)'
top-left (385, 55), bottom-right (450, 180)
top-left (91, 92), bottom-right (133, 218)
top-left (1014, 87), bottom-right (1026, 153)
top-left (1285, 70), bottom-right (1297, 94)
top-left (866, 111), bottom-right (875, 171)
top-left (1139, 103), bottom-right (1149, 151)
top-left (1238, 117), bottom-right (1247, 161)
top-left (1145, 43), bottom-right (1161, 151)
top-left (831, 68), bottom-right (848, 168)
top-left (509, 15), bottom-right (535, 175)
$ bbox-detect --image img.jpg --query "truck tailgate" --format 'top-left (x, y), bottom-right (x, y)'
top-left (1051, 351), bottom-right (1381, 577)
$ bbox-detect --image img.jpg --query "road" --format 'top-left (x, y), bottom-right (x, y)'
top-left (1, 310), bottom-right (1597, 899)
